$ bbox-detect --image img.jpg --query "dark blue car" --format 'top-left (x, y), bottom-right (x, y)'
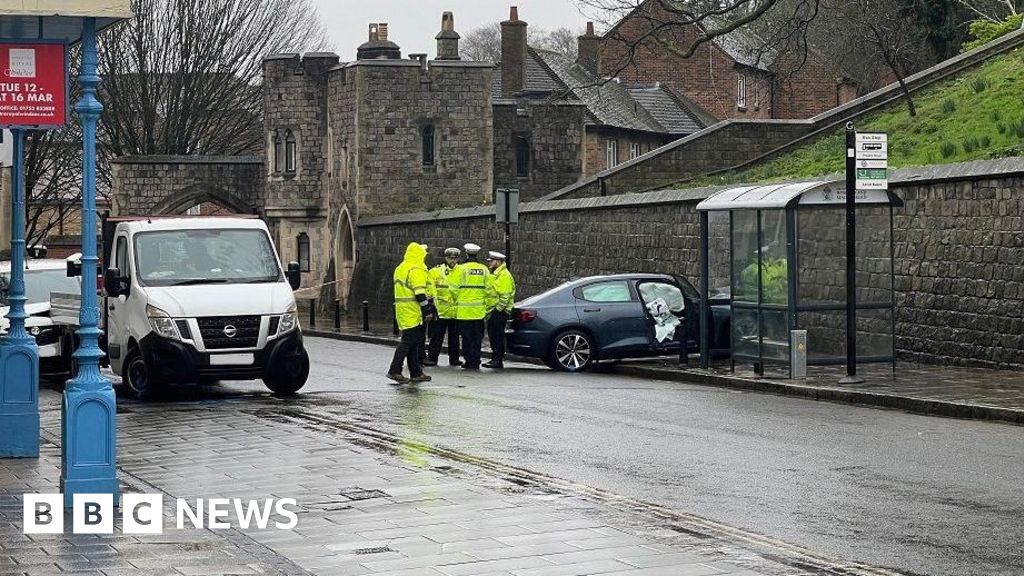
top-left (506, 273), bottom-right (730, 371)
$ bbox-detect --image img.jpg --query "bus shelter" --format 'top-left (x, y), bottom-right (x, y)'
top-left (696, 181), bottom-right (902, 377)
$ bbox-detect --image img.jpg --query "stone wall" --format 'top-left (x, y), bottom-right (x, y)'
top-left (110, 156), bottom-right (264, 216)
top-left (352, 159), bottom-right (1024, 371)
top-left (493, 101), bottom-right (586, 202)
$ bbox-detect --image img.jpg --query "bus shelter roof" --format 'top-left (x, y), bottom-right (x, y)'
top-left (0, 1), bottom-right (131, 42)
top-left (696, 180), bottom-right (902, 211)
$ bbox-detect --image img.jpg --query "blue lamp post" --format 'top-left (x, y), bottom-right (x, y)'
top-left (0, 127), bottom-right (38, 457)
top-left (61, 17), bottom-right (118, 507)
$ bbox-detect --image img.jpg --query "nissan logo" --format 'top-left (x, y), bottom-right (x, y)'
top-left (223, 325), bottom-right (238, 338)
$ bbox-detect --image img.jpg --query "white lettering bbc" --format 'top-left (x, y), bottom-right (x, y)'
top-left (23, 494), bottom-right (298, 534)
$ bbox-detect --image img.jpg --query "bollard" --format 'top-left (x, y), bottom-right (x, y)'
top-left (334, 300), bottom-right (341, 330)
top-left (362, 300), bottom-right (370, 332)
top-left (308, 298), bottom-right (316, 328)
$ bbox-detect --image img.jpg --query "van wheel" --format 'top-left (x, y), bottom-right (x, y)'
top-left (263, 342), bottom-right (309, 396)
top-left (547, 330), bottom-right (594, 372)
top-left (123, 350), bottom-right (155, 400)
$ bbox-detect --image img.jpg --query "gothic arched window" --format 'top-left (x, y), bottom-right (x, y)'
top-left (297, 232), bottom-right (310, 272)
top-left (272, 130), bottom-right (283, 173)
top-left (515, 136), bottom-right (530, 177)
top-left (422, 125), bottom-right (435, 166)
top-left (284, 129), bottom-right (297, 173)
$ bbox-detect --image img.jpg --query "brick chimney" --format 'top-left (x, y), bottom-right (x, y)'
top-left (435, 12), bottom-right (461, 60)
top-left (357, 23), bottom-right (402, 60)
top-left (500, 6), bottom-right (528, 97)
top-left (577, 22), bottom-right (600, 74)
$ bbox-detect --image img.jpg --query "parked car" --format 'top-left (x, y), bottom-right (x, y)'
top-left (0, 258), bottom-right (82, 375)
top-left (506, 273), bottom-right (730, 372)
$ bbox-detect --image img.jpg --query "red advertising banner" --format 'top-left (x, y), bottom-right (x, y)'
top-left (0, 43), bottom-right (67, 129)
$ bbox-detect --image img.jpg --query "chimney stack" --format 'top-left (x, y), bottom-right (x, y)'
top-left (500, 6), bottom-right (528, 97)
top-left (435, 11), bottom-right (461, 60)
top-left (357, 22), bottom-right (402, 60)
top-left (577, 22), bottom-right (601, 75)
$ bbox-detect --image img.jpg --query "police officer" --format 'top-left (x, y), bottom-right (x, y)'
top-left (425, 247), bottom-right (462, 366)
top-left (483, 251), bottom-right (516, 370)
top-left (453, 243), bottom-right (489, 370)
top-left (388, 242), bottom-right (436, 384)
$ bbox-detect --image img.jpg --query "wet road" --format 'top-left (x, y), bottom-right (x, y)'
top-left (185, 337), bottom-right (1024, 576)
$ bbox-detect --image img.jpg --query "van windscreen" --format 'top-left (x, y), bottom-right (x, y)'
top-left (133, 229), bottom-right (281, 287)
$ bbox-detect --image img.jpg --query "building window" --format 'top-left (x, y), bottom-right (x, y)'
top-left (515, 136), bottom-right (530, 177)
top-left (297, 232), bottom-right (310, 273)
top-left (606, 139), bottom-right (618, 168)
top-left (629, 142), bottom-right (641, 160)
top-left (273, 130), bottom-right (283, 173)
top-left (737, 74), bottom-right (747, 109)
top-left (284, 130), bottom-right (297, 173)
top-left (422, 125), bottom-right (435, 166)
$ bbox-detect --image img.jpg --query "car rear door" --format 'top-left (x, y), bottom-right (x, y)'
top-left (573, 279), bottom-right (649, 357)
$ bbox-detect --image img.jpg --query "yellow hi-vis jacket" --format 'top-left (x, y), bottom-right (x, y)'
top-left (453, 260), bottom-right (490, 320)
top-left (486, 264), bottom-right (516, 313)
top-left (429, 263), bottom-right (459, 319)
top-left (393, 242), bottom-right (431, 330)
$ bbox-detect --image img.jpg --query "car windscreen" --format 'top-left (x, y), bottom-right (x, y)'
top-left (0, 269), bottom-right (80, 306)
top-left (133, 229), bottom-right (282, 287)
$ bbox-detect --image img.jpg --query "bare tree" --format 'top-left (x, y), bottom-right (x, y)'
top-left (461, 22), bottom-right (582, 62)
top-left (957, 0), bottom-right (1020, 21)
top-left (819, 0), bottom-right (929, 116)
top-left (23, 0), bottom-right (329, 245)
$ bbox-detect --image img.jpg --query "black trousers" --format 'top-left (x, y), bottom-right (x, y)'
top-left (427, 318), bottom-right (459, 362)
top-left (487, 310), bottom-right (509, 364)
top-left (458, 320), bottom-right (485, 369)
top-left (389, 324), bottom-right (426, 377)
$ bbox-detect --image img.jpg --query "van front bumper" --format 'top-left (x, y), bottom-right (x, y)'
top-left (138, 330), bottom-right (305, 384)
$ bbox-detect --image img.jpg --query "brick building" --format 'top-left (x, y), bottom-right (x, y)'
top-left (600, 0), bottom-right (858, 120)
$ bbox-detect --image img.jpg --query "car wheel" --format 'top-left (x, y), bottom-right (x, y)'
top-left (123, 349), bottom-right (156, 400)
top-left (263, 341), bottom-right (309, 396)
top-left (548, 330), bottom-right (594, 372)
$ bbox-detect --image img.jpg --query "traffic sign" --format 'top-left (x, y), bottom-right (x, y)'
top-left (854, 133), bottom-right (887, 189)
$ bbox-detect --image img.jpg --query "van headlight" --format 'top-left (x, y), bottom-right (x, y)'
top-left (147, 304), bottom-right (180, 340)
top-left (278, 304), bottom-right (297, 335)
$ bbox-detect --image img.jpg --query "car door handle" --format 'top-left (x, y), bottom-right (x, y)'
top-left (582, 307), bottom-right (601, 312)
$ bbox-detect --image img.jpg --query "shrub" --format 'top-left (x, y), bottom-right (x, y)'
top-left (1011, 119), bottom-right (1024, 139)
top-left (962, 137), bottom-right (980, 153)
top-left (971, 78), bottom-right (990, 93)
top-left (940, 98), bottom-right (957, 114)
top-left (990, 110), bottom-right (1002, 122)
top-left (963, 14), bottom-right (1024, 52)
top-left (940, 141), bottom-right (957, 158)
top-left (980, 135), bottom-right (992, 148)
top-left (997, 122), bottom-right (1007, 134)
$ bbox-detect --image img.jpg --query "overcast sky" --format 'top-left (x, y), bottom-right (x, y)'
top-left (312, 0), bottom-right (591, 58)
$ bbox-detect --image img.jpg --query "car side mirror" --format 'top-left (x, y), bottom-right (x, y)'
top-left (66, 260), bottom-right (82, 278)
top-left (286, 261), bottom-right (301, 291)
top-left (104, 268), bottom-right (128, 297)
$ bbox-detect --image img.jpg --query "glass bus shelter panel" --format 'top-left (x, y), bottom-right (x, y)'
top-left (759, 209), bottom-right (790, 362)
top-left (796, 208), bottom-right (846, 305)
top-left (801, 309), bottom-right (847, 362)
top-left (857, 308), bottom-right (894, 359)
top-left (731, 210), bottom-right (760, 359)
top-left (708, 210), bottom-right (732, 297)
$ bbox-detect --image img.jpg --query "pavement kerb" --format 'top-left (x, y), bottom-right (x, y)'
top-left (308, 328), bottom-right (1024, 426)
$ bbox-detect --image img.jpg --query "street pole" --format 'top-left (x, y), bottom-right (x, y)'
top-left (840, 122), bottom-right (863, 384)
top-left (62, 17), bottom-right (119, 507)
top-left (504, 201), bottom-right (511, 270)
top-left (0, 128), bottom-right (40, 457)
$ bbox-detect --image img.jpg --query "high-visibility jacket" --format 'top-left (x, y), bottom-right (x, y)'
top-left (393, 242), bottom-right (431, 330)
top-left (486, 264), bottom-right (516, 313)
top-left (453, 260), bottom-right (490, 320)
top-left (430, 263), bottom-right (459, 319)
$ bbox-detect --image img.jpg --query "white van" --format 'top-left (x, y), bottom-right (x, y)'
top-left (102, 216), bottom-right (309, 398)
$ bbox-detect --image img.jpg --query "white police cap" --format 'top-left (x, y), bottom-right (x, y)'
top-left (487, 251), bottom-right (506, 260)
top-left (464, 243), bottom-right (481, 254)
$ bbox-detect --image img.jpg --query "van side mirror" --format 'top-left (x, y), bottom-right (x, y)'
top-left (104, 268), bottom-right (128, 297)
top-left (286, 261), bottom-right (301, 290)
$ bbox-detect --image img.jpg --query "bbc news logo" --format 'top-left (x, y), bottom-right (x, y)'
top-left (23, 494), bottom-right (299, 534)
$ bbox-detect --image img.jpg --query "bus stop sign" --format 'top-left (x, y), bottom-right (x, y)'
top-left (0, 42), bottom-right (67, 129)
